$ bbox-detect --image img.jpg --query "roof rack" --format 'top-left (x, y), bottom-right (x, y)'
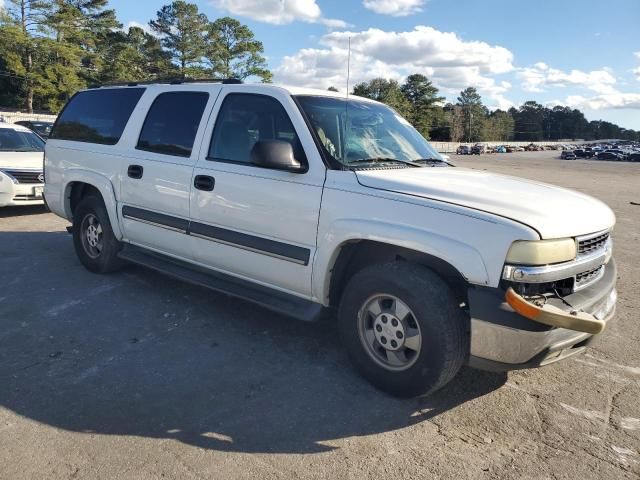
top-left (88, 77), bottom-right (243, 89)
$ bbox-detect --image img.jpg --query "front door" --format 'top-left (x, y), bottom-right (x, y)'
top-left (189, 88), bottom-right (325, 298)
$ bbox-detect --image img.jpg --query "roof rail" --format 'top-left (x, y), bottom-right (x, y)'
top-left (88, 77), bottom-right (243, 88)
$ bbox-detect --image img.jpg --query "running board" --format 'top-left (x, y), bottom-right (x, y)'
top-left (117, 245), bottom-right (325, 322)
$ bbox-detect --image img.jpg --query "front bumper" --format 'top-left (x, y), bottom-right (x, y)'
top-left (467, 258), bottom-right (617, 371)
top-left (0, 182), bottom-right (45, 207)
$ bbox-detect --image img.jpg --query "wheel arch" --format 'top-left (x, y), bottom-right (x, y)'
top-left (325, 239), bottom-right (472, 309)
top-left (62, 170), bottom-right (123, 239)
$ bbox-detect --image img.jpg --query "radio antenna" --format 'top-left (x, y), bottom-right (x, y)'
top-left (346, 37), bottom-right (351, 97)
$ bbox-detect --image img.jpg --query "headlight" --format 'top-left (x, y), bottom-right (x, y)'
top-left (505, 238), bottom-right (576, 265)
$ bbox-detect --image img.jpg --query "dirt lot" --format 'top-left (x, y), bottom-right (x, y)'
top-left (1, 151), bottom-right (639, 479)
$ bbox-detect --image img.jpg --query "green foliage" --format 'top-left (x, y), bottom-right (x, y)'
top-left (400, 74), bottom-right (444, 139)
top-left (0, 0), bottom-right (273, 112)
top-left (353, 78), bottom-right (412, 118)
top-left (149, 1), bottom-right (208, 74)
top-left (206, 17), bottom-right (271, 82)
top-left (99, 27), bottom-right (176, 82)
top-left (456, 87), bottom-right (486, 142)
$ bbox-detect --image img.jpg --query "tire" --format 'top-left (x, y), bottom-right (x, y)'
top-left (338, 262), bottom-right (468, 398)
top-left (72, 195), bottom-right (124, 273)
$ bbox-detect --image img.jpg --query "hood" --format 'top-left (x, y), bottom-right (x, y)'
top-left (355, 167), bottom-right (615, 239)
top-left (0, 151), bottom-right (44, 170)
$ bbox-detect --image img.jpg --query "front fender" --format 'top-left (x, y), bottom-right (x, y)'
top-left (60, 169), bottom-right (123, 240)
top-left (312, 218), bottom-right (490, 304)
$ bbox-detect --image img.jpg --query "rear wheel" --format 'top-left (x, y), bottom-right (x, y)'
top-left (72, 195), bottom-right (123, 273)
top-left (338, 262), bottom-right (468, 397)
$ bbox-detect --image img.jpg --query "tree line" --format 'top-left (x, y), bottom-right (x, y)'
top-left (0, 0), bottom-right (270, 113)
top-left (0, 1), bottom-right (637, 141)
top-left (350, 77), bottom-right (640, 142)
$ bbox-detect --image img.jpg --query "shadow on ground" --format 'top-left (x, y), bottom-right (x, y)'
top-left (0, 231), bottom-right (507, 454)
top-left (0, 205), bottom-right (49, 218)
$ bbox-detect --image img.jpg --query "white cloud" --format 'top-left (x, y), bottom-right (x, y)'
top-left (211, 0), bottom-right (348, 28)
top-left (634, 51), bottom-right (640, 60)
top-left (518, 61), bottom-right (640, 111)
top-left (518, 63), bottom-right (617, 94)
top-left (126, 21), bottom-right (154, 36)
top-left (320, 27), bottom-right (514, 74)
top-left (275, 26), bottom-right (515, 108)
top-left (634, 66), bottom-right (640, 81)
top-left (362, 0), bottom-right (425, 16)
top-left (0, 0), bottom-right (5, 10)
top-left (565, 93), bottom-right (640, 110)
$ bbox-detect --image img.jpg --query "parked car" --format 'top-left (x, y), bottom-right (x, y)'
top-left (0, 122), bottom-right (45, 207)
top-left (495, 145), bottom-right (506, 153)
top-left (560, 151), bottom-right (577, 160)
top-left (627, 153), bottom-right (640, 162)
top-left (456, 145), bottom-right (471, 155)
top-left (44, 81), bottom-right (617, 397)
top-left (14, 120), bottom-right (54, 139)
top-left (596, 152), bottom-right (623, 161)
top-left (470, 145), bottom-right (482, 155)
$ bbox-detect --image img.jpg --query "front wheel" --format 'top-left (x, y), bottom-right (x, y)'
top-left (338, 262), bottom-right (468, 397)
top-left (72, 195), bottom-right (124, 273)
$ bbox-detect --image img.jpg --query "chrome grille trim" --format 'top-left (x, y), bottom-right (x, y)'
top-left (574, 265), bottom-right (605, 291)
top-left (1, 169), bottom-right (44, 184)
top-left (577, 230), bottom-right (610, 256)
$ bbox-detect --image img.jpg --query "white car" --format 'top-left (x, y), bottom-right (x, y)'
top-left (0, 122), bottom-right (45, 207)
top-left (44, 81), bottom-right (617, 397)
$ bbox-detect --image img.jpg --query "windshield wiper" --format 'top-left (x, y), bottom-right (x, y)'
top-left (347, 157), bottom-right (422, 168)
top-left (413, 157), bottom-right (446, 164)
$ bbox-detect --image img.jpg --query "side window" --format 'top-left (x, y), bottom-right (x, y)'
top-left (50, 88), bottom-right (145, 144)
top-left (137, 91), bottom-right (209, 157)
top-left (208, 93), bottom-right (306, 165)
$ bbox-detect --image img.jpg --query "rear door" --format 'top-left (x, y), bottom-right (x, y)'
top-left (189, 87), bottom-right (325, 297)
top-left (118, 86), bottom-right (219, 259)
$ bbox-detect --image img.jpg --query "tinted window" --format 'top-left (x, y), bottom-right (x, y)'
top-left (50, 88), bottom-right (144, 144)
top-left (209, 94), bottom-right (306, 165)
top-left (137, 92), bottom-right (209, 157)
top-left (0, 128), bottom-right (45, 152)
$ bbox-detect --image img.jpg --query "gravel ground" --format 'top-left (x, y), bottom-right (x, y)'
top-left (0, 151), bottom-right (639, 479)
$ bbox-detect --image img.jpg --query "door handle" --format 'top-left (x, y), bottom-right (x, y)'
top-left (127, 165), bottom-right (143, 179)
top-left (194, 175), bottom-right (215, 191)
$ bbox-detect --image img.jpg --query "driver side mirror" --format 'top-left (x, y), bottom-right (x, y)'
top-left (250, 140), bottom-right (305, 173)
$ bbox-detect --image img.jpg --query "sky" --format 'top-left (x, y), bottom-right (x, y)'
top-left (112, 0), bottom-right (640, 129)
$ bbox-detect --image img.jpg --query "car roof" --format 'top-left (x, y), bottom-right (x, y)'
top-left (83, 82), bottom-right (379, 104)
top-left (0, 122), bottom-right (32, 132)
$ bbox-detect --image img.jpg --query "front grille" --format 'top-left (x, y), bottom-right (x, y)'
top-left (578, 232), bottom-right (609, 255)
top-left (575, 265), bottom-right (605, 290)
top-left (4, 170), bottom-right (43, 184)
top-left (13, 193), bottom-right (43, 201)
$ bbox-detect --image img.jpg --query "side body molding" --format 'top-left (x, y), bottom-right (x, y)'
top-left (312, 218), bottom-right (490, 305)
top-left (61, 169), bottom-right (123, 240)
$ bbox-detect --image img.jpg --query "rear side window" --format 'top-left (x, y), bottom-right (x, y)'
top-left (137, 92), bottom-right (209, 157)
top-left (50, 88), bottom-right (144, 144)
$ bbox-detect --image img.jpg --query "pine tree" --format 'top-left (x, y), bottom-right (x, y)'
top-left (149, 1), bottom-right (208, 75)
top-left (353, 78), bottom-right (412, 119)
top-left (456, 87), bottom-right (486, 142)
top-left (205, 17), bottom-right (271, 82)
top-left (401, 74), bottom-right (444, 139)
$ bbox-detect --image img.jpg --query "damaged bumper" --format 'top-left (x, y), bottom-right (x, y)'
top-left (467, 259), bottom-right (617, 371)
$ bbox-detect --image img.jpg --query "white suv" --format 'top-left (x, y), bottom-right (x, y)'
top-left (44, 80), bottom-right (617, 397)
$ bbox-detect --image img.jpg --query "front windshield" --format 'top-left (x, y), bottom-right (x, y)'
top-left (295, 95), bottom-right (443, 168)
top-left (0, 128), bottom-right (45, 152)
